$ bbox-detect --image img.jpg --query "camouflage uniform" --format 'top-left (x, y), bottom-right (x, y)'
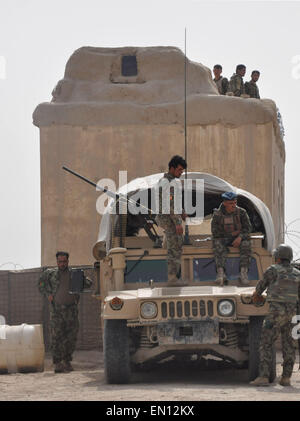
top-left (49, 303), bottom-right (79, 364)
top-left (255, 263), bottom-right (300, 378)
top-left (38, 268), bottom-right (92, 364)
top-left (211, 204), bottom-right (252, 270)
top-left (228, 73), bottom-right (245, 97)
top-left (213, 76), bottom-right (229, 95)
top-left (244, 81), bottom-right (260, 99)
top-left (156, 172), bottom-right (183, 281)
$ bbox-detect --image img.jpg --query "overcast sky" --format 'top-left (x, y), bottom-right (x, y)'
top-left (0, 0), bottom-right (300, 269)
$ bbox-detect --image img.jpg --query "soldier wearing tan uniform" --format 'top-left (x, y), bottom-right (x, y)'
top-left (244, 70), bottom-right (260, 99)
top-left (250, 244), bottom-right (300, 387)
top-left (156, 156), bottom-right (187, 286)
top-left (213, 64), bottom-right (229, 95)
top-left (228, 64), bottom-right (246, 97)
top-left (211, 191), bottom-right (252, 286)
top-left (38, 251), bottom-right (92, 373)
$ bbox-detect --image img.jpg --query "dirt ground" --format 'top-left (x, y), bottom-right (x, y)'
top-left (0, 351), bottom-right (300, 401)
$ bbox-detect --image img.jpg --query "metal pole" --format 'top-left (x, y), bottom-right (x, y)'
top-left (184, 27), bottom-right (187, 166)
top-left (183, 27), bottom-right (191, 245)
top-left (62, 166), bottom-right (153, 213)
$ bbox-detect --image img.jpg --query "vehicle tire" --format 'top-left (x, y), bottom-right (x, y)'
top-left (248, 316), bottom-right (276, 382)
top-left (103, 319), bottom-right (131, 384)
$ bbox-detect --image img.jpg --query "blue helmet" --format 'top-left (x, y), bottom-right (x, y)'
top-left (221, 191), bottom-right (237, 201)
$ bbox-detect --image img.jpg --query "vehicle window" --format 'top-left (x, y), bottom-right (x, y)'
top-left (193, 257), bottom-right (259, 282)
top-left (125, 259), bottom-right (167, 283)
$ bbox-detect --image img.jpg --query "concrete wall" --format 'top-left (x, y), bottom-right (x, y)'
top-left (40, 121), bottom-right (284, 266)
top-left (34, 46), bottom-right (285, 265)
top-left (0, 267), bottom-right (284, 352)
top-left (0, 268), bottom-right (101, 350)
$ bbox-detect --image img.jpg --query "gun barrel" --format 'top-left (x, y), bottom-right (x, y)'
top-left (62, 166), bottom-right (153, 213)
top-left (62, 166), bottom-right (98, 187)
top-left (62, 166), bottom-right (117, 199)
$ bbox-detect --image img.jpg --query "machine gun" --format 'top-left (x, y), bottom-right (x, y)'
top-left (62, 166), bottom-right (162, 248)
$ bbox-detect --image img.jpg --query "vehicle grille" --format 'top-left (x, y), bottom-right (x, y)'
top-left (161, 299), bottom-right (215, 319)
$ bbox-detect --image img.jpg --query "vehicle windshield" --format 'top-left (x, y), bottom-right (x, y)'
top-left (124, 257), bottom-right (259, 283)
top-left (125, 259), bottom-right (167, 283)
top-left (193, 257), bottom-right (259, 281)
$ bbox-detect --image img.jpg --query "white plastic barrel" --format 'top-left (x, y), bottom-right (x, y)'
top-left (0, 324), bottom-right (45, 373)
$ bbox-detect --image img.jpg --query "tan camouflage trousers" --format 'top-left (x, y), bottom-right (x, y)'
top-left (156, 216), bottom-right (183, 280)
top-left (50, 303), bottom-right (79, 364)
top-left (165, 230), bottom-right (183, 280)
top-left (259, 302), bottom-right (297, 378)
top-left (213, 238), bottom-right (251, 269)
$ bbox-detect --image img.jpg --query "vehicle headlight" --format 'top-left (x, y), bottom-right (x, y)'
top-left (217, 299), bottom-right (235, 317)
top-left (140, 301), bottom-right (158, 319)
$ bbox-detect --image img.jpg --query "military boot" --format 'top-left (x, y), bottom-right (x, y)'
top-left (168, 276), bottom-right (178, 286)
top-left (168, 277), bottom-right (188, 287)
top-left (64, 361), bottom-right (74, 372)
top-left (250, 376), bottom-right (269, 386)
top-left (239, 267), bottom-right (249, 285)
top-left (54, 362), bottom-right (66, 373)
top-left (216, 268), bottom-right (226, 286)
top-left (279, 376), bottom-right (291, 387)
top-left (176, 278), bottom-right (188, 287)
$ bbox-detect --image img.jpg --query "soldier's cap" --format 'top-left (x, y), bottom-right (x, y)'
top-left (221, 191), bottom-right (237, 201)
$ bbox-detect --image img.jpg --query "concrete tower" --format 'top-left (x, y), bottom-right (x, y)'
top-left (33, 46), bottom-right (285, 266)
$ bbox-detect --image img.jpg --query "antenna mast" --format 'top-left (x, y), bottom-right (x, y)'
top-left (183, 27), bottom-right (191, 245)
top-left (184, 28), bottom-right (187, 168)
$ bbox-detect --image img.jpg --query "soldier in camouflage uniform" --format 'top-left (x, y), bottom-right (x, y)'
top-left (227, 64), bottom-right (246, 97)
top-left (211, 191), bottom-right (252, 286)
top-left (244, 70), bottom-right (260, 99)
top-left (250, 244), bottom-right (300, 387)
top-left (38, 251), bottom-right (92, 373)
top-left (213, 64), bottom-right (229, 95)
top-left (156, 156), bottom-right (187, 286)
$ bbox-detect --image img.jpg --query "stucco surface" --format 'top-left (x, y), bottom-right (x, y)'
top-left (33, 46), bottom-right (278, 129)
top-left (33, 46), bottom-right (285, 265)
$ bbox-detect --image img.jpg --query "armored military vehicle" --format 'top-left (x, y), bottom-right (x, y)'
top-left (92, 172), bottom-right (276, 384)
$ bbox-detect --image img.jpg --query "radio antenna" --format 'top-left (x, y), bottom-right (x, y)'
top-left (183, 27), bottom-right (191, 245)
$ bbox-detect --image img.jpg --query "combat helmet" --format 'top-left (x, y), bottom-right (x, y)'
top-left (273, 244), bottom-right (293, 262)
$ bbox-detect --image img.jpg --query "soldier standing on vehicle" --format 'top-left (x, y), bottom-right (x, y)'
top-left (244, 70), bottom-right (260, 99)
top-left (213, 64), bottom-right (229, 95)
top-left (156, 155), bottom-right (187, 286)
top-left (38, 251), bottom-right (92, 373)
top-left (250, 244), bottom-right (300, 387)
top-left (227, 64), bottom-right (246, 97)
top-left (211, 191), bottom-right (252, 286)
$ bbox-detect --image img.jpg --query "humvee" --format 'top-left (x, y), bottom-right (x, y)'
top-left (92, 172), bottom-right (276, 384)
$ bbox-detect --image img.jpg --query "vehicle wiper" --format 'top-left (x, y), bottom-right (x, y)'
top-left (125, 250), bottom-right (149, 276)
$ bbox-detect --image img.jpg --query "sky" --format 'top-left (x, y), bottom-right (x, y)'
top-left (0, 0), bottom-right (300, 269)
